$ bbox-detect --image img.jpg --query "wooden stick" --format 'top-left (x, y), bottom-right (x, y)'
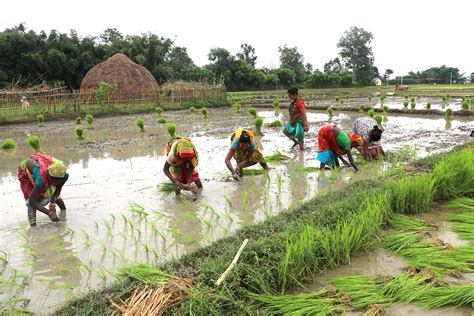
top-left (215, 239), bottom-right (249, 286)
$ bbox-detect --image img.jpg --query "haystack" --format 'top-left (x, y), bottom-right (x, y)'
top-left (80, 53), bottom-right (159, 92)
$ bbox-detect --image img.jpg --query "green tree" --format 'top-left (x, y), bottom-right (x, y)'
top-left (236, 43), bottom-right (257, 68)
top-left (278, 45), bottom-right (307, 84)
top-left (337, 26), bottom-right (377, 86)
top-left (383, 69), bottom-right (394, 84)
top-left (275, 67), bottom-right (296, 87)
top-left (323, 58), bottom-right (343, 73)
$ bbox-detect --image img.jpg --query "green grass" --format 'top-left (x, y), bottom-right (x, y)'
top-left (265, 151), bottom-right (290, 163)
top-left (1, 139), bottom-right (17, 149)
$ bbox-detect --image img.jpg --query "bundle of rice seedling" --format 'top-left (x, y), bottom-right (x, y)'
top-left (248, 107), bottom-right (257, 118)
top-left (392, 174), bottom-right (435, 214)
top-left (418, 285), bottom-right (474, 309)
top-left (166, 122), bottom-right (176, 138)
top-left (445, 198), bottom-right (474, 212)
top-left (1, 139), bottom-right (17, 150)
top-left (242, 169), bottom-right (266, 176)
top-left (265, 151), bottom-right (290, 163)
top-left (158, 182), bottom-right (177, 196)
top-left (255, 117), bottom-right (263, 136)
top-left (331, 276), bottom-right (393, 309)
top-left (267, 120), bottom-right (282, 128)
top-left (387, 213), bottom-right (430, 231)
top-left (380, 270), bottom-right (434, 303)
top-left (27, 135), bottom-right (40, 152)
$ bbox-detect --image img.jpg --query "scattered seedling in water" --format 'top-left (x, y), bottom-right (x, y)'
top-left (359, 104), bottom-right (367, 112)
top-left (276, 172), bottom-right (283, 192)
top-left (27, 135), bottom-right (40, 152)
top-left (135, 117), bottom-right (145, 132)
top-left (248, 107), bottom-right (257, 118)
top-left (155, 106), bottom-right (163, 117)
top-left (233, 103), bottom-right (242, 112)
top-left (166, 122), bottom-right (176, 138)
top-left (189, 106), bottom-right (196, 114)
top-left (426, 102), bottom-right (431, 110)
top-left (461, 100), bottom-right (470, 110)
top-left (255, 117), bottom-right (263, 136)
top-left (273, 99), bottom-right (280, 110)
top-left (382, 105), bottom-right (389, 113)
top-left (367, 109), bottom-right (375, 118)
top-left (201, 107), bottom-right (208, 118)
top-left (265, 151), bottom-right (290, 163)
top-left (403, 100), bottom-right (409, 109)
top-left (85, 114), bottom-right (93, 128)
top-left (1, 139), bottom-right (17, 150)
top-left (75, 127), bottom-right (84, 140)
top-left (445, 108), bottom-right (453, 119)
top-left (129, 201), bottom-right (149, 217)
top-left (37, 114), bottom-right (45, 127)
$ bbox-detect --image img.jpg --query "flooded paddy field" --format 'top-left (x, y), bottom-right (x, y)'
top-left (0, 107), bottom-right (473, 313)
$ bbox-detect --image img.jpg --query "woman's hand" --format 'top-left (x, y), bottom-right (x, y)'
top-left (49, 202), bottom-right (56, 213)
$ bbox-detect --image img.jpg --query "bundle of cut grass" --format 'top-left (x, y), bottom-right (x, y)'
top-left (331, 276), bottom-right (393, 309)
top-left (1, 139), bottom-right (17, 150)
top-left (248, 107), bottom-right (257, 118)
top-left (265, 151), bottom-right (290, 163)
top-left (136, 117), bottom-right (145, 132)
top-left (248, 287), bottom-right (349, 315)
top-left (27, 135), bottom-right (40, 152)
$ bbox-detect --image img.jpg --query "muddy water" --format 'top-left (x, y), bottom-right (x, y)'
top-left (0, 108), bottom-right (473, 313)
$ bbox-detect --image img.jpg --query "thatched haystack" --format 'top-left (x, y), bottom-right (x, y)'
top-left (80, 53), bottom-right (159, 92)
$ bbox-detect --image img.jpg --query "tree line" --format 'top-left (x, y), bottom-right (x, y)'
top-left (0, 24), bottom-right (470, 91)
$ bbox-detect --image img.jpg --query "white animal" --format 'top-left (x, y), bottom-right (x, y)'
top-left (21, 96), bottom-right (30, 110)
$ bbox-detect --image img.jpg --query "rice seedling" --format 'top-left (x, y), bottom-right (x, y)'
top-left (382, 105), bottom-right (389, 113)
top-left (391, 174), bottom-right (435, 214)
top-left (426, 102), bottom-right (431, 109)
top-left (359, 104), bottom-right (367, 112)
top-left (326, 106), bottom-right (333, 118)
top-left (1, 139), bottom-right (17, 150)
top-left (445, 108), bottom-right (453, 119)
top-left (135, 117), bottom-right (145, 132)
top-left (410, 99), bottom-right (416, 110)
top-left (331, 275), bottom-right (393, 309)
top-left (255, 117), bottom-right (263, 136)
top-left (37, 114), bottom-right (45, 127)
top-left (189, 106), bottom-right (196, 114)
top-left (273, 99), bottom-right (280, 110)
top-left (166, 122), bottom-right (176, 138)
top-left (301, 166), bottom-right (319, 173)
top-left (374, 115), bottom-right (383, 126)
top-left (75, 127), bottom-right (84, 140)
top-left (248, 288), bottom-right (346, 315)
top-left (233, 103), bottom-right (242, 112)
top-left (367, 109), bottom-right (375, 118)
top-left (201, 107), bottom-right (208, 118)
top-left (202, 203), bottom-right (220, 218)
top-left (268, 120), bottom-right (282, 127)
top-left (248, 107), bottom-right (257, 118)
top-left (418, 285), bottom-right (474, 309)
top-left (85, 114), bottom-right (93, 127)
top-left (26, 135), bottom-right (40, 152)
top-left (387, 213), bottom-right (430, 231)
top-left (157, 182), bottom-right (176, 196)
top-left (157, 116), bottom-right (167, 124)
top-left (461, 100), bottom-right (470, 110)
top-left (129, 202), bottom-right (149, 217)
top-left (382, 231), bottom-right (422, 252)
top-left (265, 151), bottom-right (290, 163)
top-left (445, 197), bottom-right (474, 212)
top-left (155, 106), bottom-right (163, 116)
top-left (380, 272), bottom-right (433, 303)
top-left (335, 96), bottom-right (339, 102)
top-left (368, 95), bottom-right (372, 102)
top-left (403, 100), bottom-right (409, 109)
top-left (76, 116), bottom-right (81, 124)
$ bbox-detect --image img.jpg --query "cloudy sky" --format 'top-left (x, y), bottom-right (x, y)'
top-left (2, 0), bottom-right (473, 77)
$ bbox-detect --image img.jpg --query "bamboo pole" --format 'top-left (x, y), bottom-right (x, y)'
top-left (215, 238), bottom-right (249, 286)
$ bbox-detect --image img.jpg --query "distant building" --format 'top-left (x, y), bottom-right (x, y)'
top-left (374, 78), bottom-right (382, 86)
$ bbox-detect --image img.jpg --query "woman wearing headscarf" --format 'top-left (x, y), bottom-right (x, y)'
top-left (225, 129), bottom-right (268, 180)
top-left (352, 116), bottom-right (385, 160)
top-left (18, 153), bottom-right (69, 226)
top-left (316, 125), bottom-right (360, 171)
top-left (164, 137), bottom-right (203, 194)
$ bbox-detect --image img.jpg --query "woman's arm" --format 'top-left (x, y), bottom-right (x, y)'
top-left (29, 185), bottom-right (53, 216)
top-left (163, 161), bottom-right (183, 189)
top-left (362, 141), bottom-right (371, 161)
top-left (225, 149), bottom-right (237, 174)
top-left (346, 151), bottom-right (359, 171)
